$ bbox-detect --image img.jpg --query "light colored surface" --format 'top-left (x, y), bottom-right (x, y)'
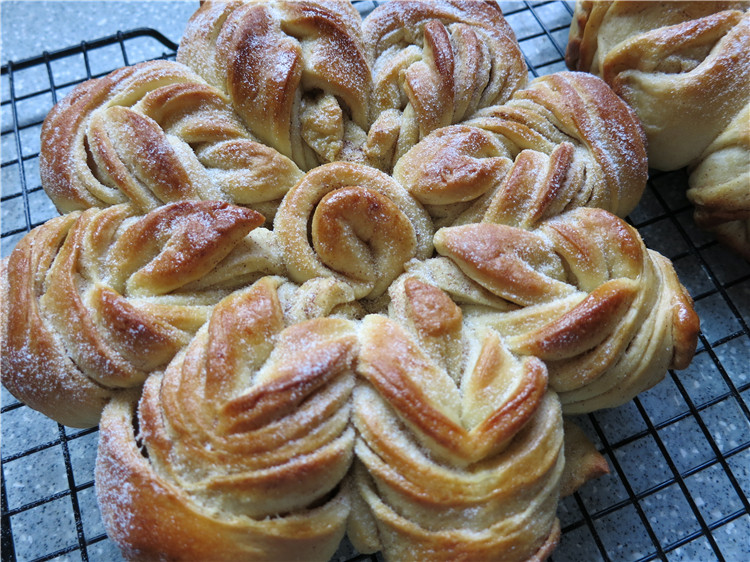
top-left (1, 0), bottom-right (199, 65)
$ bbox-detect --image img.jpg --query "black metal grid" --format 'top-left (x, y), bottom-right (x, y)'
top-left (1, 2), bottom-right (749, 561)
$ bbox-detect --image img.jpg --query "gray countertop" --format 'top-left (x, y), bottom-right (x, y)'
top-left (1, 0), bottom-right (199, 66)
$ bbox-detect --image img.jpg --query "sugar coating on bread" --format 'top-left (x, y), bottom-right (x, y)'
top-left (0, 1), bottom-right (704, 560)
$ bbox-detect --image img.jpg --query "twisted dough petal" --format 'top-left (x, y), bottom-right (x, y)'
top-left (274, 162), bottom-right (433, 299)
top-left (350, 277), bottom-right (563, 560)
top-left (580, 6), bottom-right (749, 170)
top-left (361, 0), bottom-right (527, 170)
top-left (462, 72), bottom-right (648, 218)
top-left (0, 201), bottom-right (270, 427)
top-left (97, 278), bottom-right (358, 561)
top-left (40, 60), bottom-right (303, 217)
top-left (394, 72), bottom-right (648, 226)
top-left (1, 214), bottom-right (109, 428)
top-left (433, 208), bottom-right (700, 412)
top-left (391, 124), bottom-right (515, 227)
top-left (177, 0), bottom-right (371, 170)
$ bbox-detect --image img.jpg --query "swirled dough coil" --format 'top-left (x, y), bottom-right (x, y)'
top-left (274, 161), bottom-right (433, 300)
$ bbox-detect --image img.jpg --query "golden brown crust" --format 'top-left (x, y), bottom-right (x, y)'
top-left (39, 60), bottom-right (303, 217)
top-left (433, 208), bottom-right (699, 413)
top-left (97, 278), bottom-right (358, 561)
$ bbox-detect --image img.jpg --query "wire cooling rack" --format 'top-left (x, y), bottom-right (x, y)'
top-left (1, 2), bottom-right (749, 561)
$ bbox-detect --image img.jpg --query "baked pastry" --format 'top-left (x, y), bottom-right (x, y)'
top-left (97, 277), bottom-right (359, 561)
top-left (350, 276), bottom-right (563, 560)
top-left (429, 207), bottom-right (699, 413)
top-left (1, 1), bottom-right (702, 560)
top-left (39, 60), bottom-right (304, 219)
top-left (98, 273), bottom-right (608, 561)
top-left (566, 1), bottom-right (750, 258)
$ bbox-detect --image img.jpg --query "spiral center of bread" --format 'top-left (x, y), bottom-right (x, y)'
top-left (312, 186), bottom-right (417, 282)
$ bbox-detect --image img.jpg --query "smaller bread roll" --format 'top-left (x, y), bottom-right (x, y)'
top-left (566, 1), bottom-right (750, 257)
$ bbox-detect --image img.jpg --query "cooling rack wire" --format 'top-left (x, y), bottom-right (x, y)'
top-left (1, 2), bottom-right (748, 561)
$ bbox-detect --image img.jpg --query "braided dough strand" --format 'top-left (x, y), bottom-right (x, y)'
top-left (178, 0), bottom-right (372, 170)
top-left (362, 0), bottom-right (527, 171)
